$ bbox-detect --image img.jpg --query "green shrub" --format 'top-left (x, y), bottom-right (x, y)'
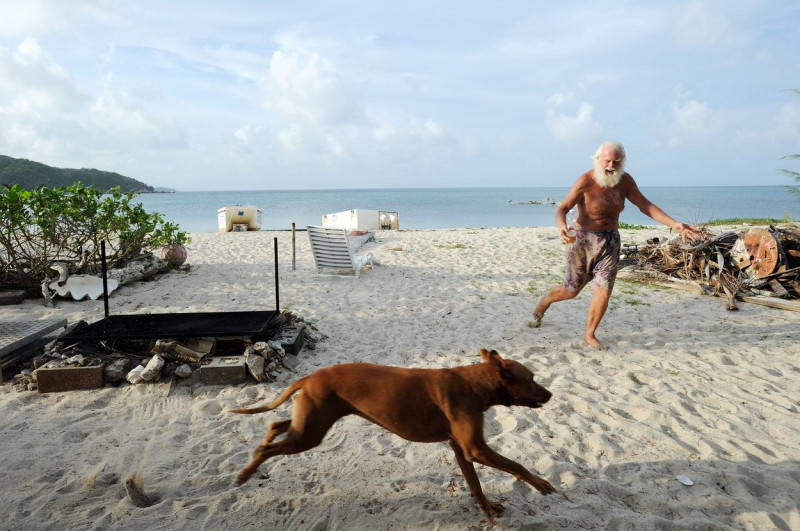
top-left (0, 183), bottom-right (188, 291)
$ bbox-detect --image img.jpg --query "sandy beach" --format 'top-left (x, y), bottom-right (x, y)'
top-left (1, 226), bottom-right (799, 530)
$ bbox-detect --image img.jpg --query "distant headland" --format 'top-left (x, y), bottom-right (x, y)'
top-left (0, 154), bottom-right (155, 193)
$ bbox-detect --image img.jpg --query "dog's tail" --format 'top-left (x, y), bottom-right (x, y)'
top-left (229, 377), bottom-right (307, 414)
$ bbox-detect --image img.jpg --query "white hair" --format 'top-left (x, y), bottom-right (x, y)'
top-left (592, 141), bottom-right (626, 162)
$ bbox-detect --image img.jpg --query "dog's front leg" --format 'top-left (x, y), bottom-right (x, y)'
top-left (468, 444), bottom-right (555, 496)
top-left (448, 439), bottom-right (505, 517)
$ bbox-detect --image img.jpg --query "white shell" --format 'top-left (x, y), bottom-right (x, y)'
top-left (50, 275), bottom-right (119, 300)
top-left (676, 475), bottom-right (694, 486)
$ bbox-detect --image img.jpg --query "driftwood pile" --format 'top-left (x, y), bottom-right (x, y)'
top-left (619, 224), bottom-right (800, 312)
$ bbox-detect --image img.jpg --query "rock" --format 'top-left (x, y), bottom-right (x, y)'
top-left (66, 354), bottom-right (85, 365)
top-left (267, 341), bottom-right (285, 358)
top-left (245, 353), bottom-right (265, 382)
top-left (174, 364), bottom-right (194, 379)
top-left (304, 328), bottom-right (328, 343)
top-left (104, 359), bottom-right (130, 384)
top-left (281, 353), bottom-right (299, 372)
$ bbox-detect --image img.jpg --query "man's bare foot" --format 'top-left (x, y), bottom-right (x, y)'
top-left (584, 336), bottom-right (608, 350)
top-left (526, 309), bottom-right (544, 328)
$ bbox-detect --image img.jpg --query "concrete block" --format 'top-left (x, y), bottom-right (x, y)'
top-left (36, 365), bottom-right (104, 393)
top-left (277, 326), bottom-right (305, 355)
top-left (201, 356), bottom-right (247, 385)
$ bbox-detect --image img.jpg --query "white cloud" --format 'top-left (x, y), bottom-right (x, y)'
top-left (667, 99), bottom-right (725, 146)
top-left (0, 0), bottom-right (118, 37)
top-left (674, 0), bottom-right (732, 48)
top-left (545, 102), bottom-right (603, 143)
top-left (0, 38), bottom-right (87, 112)
top-left (260, 49), bottom-right (366, 128)
top-left (547, 91), bottom-right (573, 106)
top-left (420, 119), bottom-right (444, 139)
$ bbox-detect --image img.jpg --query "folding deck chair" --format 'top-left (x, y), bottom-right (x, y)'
top-left (307, 225), bottom-right (378, 278)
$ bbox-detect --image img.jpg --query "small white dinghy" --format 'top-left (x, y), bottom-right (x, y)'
top-left (217, 206), bottom-right (263, 232)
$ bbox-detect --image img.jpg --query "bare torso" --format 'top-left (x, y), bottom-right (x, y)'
top-left (572, 170), bottom-right (633, 231)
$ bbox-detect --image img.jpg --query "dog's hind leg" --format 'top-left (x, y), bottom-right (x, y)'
top-left (237, 395), bottom-right (343, 486)
top-left (264, 419), bottom-right (291, 443)
top-left (448, 439), bottom-right (505, 517)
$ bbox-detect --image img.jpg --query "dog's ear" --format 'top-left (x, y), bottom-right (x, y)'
top-left (486, 350), bottom-right (506, 374)
top-left (480, 349), bottom-right (504, 363)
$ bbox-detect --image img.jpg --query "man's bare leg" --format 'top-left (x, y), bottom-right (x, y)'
top-left (585, 283), bottom-right (612, 350)
top-left (528, 285), bottom-right (579, 328)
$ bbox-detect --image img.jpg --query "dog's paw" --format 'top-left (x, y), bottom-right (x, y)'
top-left (534, 478), bottom-right (556, 495)
top-left (479, 498), bottom-right (506, 518)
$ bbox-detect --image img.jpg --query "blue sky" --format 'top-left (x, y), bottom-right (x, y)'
top-left (1, 0), bottom-right (799, 191)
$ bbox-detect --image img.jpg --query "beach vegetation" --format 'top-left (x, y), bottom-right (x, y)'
top-left (619, 222), bottom-right (652, 230)
top-left (433, 242), bottom-right (471, 249)
top-left (703, 216), bottom-right (793, 226)
top-left (624, 298), bottom-right (648, 307)
top-left (525, 282), bottom-right (537, 293)
top-left (0, 183), bottom-right (189, 292)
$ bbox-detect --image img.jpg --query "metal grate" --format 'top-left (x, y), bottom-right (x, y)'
top-left (0, 318), bottom-right (68, 358)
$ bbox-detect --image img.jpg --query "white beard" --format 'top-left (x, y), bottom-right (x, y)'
top-left (593, 164), bottom-right (624, 188)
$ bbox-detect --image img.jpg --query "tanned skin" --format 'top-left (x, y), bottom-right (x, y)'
top-left (533, 144), bottom-right (701, 350)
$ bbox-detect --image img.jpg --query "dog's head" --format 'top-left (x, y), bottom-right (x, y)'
top-left (480, 348), bottom-right (552, 408)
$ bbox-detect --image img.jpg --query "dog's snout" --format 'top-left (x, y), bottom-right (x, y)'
top-left (540, 388), bottom-right (552, 403)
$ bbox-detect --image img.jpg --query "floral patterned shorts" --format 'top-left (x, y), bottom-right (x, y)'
top-left (563, 229), bottom-right (621, 292)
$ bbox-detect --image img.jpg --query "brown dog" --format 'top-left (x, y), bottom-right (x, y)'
top-left (231, 348), bottom-right (554, 516)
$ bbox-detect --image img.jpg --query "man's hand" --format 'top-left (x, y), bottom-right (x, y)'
top-left (675, 223), bottom-right (702, 243)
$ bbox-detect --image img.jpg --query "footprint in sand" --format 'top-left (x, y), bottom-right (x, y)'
top-left (627, 371), bottom-right (657, 386)
top-left (124, 472), bottom-right (160, 508)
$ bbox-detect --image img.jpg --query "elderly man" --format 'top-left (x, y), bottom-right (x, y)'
top-left (530, 141), bottom-right (702, 350)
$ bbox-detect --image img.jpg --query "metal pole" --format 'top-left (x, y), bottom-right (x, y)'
top-left (100, 241), bottom-right (109, 318)
top-left (274, 237), bottom-right (280, 313)
top-left (291, 223), bottom-right (296, 271)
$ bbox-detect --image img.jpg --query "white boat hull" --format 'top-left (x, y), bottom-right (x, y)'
top-left (217, 206), bottom-right (263, 232)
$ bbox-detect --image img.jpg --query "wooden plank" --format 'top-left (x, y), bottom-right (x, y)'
top-left (738, 296), bottom-right (800, 313)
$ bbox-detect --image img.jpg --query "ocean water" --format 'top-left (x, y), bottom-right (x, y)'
top-left (132, 186), bottom-right (800, 234)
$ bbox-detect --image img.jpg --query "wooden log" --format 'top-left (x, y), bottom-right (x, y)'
top-left (106, 255), bottom-right (167, 286)
top-left (738, 295), bottom-right (800, 313)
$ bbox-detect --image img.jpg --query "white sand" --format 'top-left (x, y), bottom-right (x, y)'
top-left (1, 227), bottom-right (799, 530)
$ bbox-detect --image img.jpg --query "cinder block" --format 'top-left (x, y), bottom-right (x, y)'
top-left (36, 365), bottom-right (104, 393)
top-left (278, 326), bottom-right (305, 355)
top-left (201, 356), bottom-right (247, 385)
